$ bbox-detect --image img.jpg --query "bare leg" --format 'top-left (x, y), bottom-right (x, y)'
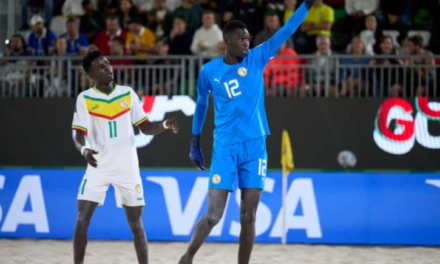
top-left (178, 189), bottom-right (229, 264)
top-left (73, 200), bottom-right (98, 264)
top-left (238, 188), bottom-right (262, 264)
top-left (124, 205), bottom-right (148, 264)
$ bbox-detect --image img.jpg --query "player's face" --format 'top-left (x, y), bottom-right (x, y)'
top-left (226, 28), bottom-right (250, 58)
top-left (90, 56), bottom-right (114, 83)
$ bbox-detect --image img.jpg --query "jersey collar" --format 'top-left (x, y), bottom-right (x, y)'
top-left (93, 82), bottom-right (117, 96)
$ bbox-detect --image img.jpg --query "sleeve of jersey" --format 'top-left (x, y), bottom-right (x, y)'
top-left (131, 91), bottom-right (149, 126)
top-left (191, 69), bottom-right (210, 136)
top-left (71, 95), bottom-right (88, 133)
top-left (258, 3), bottom-right (309, 65)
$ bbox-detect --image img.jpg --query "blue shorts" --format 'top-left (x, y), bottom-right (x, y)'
top-left (209, 137), bottom-right (267, 191)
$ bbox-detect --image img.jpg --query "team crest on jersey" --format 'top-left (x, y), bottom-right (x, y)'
top-left (212, 174), bottom-right (221, 184)
top-left (238, 67), bottom-right (247, 77)
top-left (119, 99), bottom-right (128, 108)
top-left (135, 184), bottom-right (142, 193)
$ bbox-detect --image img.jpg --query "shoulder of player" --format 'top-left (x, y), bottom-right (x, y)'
top-left (76, 87), bottom-right (95, 100)
top-left (200, 56), bottom-right (223, 73)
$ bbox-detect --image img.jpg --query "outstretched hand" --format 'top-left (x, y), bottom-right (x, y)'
top-left (165, 117), bottom-right (179, 133)
top-left (304, 0), bottom-right (317, 9)
top-left (83, 149), bottom-right (99, 168)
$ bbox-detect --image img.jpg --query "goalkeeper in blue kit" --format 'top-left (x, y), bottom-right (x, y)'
top-left (179, 1), bottom-right (316, 263)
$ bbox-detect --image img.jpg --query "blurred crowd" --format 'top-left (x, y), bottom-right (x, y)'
top-left (1, 0), bottom-right (439, 98)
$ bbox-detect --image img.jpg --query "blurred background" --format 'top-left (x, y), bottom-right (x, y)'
top-left (1, 0), bottom-right (440, 263)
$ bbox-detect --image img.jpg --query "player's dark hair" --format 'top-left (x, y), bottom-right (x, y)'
top-left (82, 50), bottom-right (103, 73)
top-left (223, 20), bottom-right (246, 38)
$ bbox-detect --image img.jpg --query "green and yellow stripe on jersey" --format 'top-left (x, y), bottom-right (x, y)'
top-left (71, 125), bottom-right (87, 133)
top-left (84, 91), bottom-right (132, 120)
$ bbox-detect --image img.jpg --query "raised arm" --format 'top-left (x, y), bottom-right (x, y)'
top-left (261, 1), bottom-right (312, 61)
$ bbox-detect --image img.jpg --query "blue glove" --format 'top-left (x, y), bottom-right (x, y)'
top-left (304, 0), bottom-right (317, 9)
top-left (189, 135), bottom-right (205, 171)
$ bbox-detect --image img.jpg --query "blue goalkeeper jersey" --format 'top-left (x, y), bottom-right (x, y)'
top-left (192, 3), bottom-right (309, 145)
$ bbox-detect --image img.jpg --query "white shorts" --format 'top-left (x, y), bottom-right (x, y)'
top-left (77, 175), bottom-right (145, 208)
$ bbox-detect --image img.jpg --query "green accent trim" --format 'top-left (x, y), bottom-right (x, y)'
top-left (93, 83), bottom-right (117, 96)
top-left (84, 91), bottom-right (130, 103)
top-left (113, 121), bottom-right (117, 137)
top-left (80, 179), bottom-right (88, 195)
top-left (108, 121), bottom-right (113, 138)
top-left (134, 116), bottom-right (148, 126)
top-left (72, 125), bottom-right (87, 131)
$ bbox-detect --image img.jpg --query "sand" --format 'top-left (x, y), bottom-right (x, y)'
top-left (1, 239), bottom-right (440, 264)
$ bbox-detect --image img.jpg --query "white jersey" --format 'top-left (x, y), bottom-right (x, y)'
top-left (71, 84), bottom-right (148, 178)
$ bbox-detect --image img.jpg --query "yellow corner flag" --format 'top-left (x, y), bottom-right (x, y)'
top-left (281, 130), bottom-right (294, 177)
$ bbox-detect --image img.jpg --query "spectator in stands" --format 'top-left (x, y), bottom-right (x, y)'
top-left (380, 0), bottom-right (411, 26)
top-left (264, 41), bottom-right (303, 97)
top-left (340, 36), bottom-right (371, 97)
top-left (281, 0), bottom-right (297, 25)
top-left (109, 38), bottom-right (134, 83)
top-left (46, 37), bottom-right (69, 97)
top-left (190, 10), bottom-right (223, 57)
top-left (254, 13), bottom-right (294, 48)
top-left (224, 0), bottom-right (264, 39)
top-left (21, 0), bottom-right (53, 30)
top-left (28, 14), bottom-right (57, 56)
top-left (166, 15), bottom-right (193, 55)
top-left (80, 0), bottom-right (106, 43)
top-left (266, 0), bottom-right (286, 18)
top-left (198, 0), bottom-right (219, 13)
top-left (300, 0), bottom-right (334, 54)
top-left (94, 16), bottom-right (128, 55)
top-left (117, 0), bottom-right (141, 30)
top-left (342, 0), bottom-right (379, 36)
top-left (132, 0), bottom-right (154, 11)
top-left (149, 42), bottom-right (178, 95)
top-left (126, 17), bottom-right (157, 56)
top-left (1, 34), bottom-right (33, 65)
top-left (359, 15), bottom-right (378, 55)
top-left (173, 0), bottom-right (204, 33)
top-left (166, 0), bottom-right (181, 11)
top-left (302, 35), bottom-right (339, 97)
top-left (404, 35), bottom-right (435, 96)
top-left (371, 35), bottom-right (403, 97)
top-left (0, 34), bottom-right (35, 97)
top-left (146, 0), bottom-right (174, 40)
top-left (62, 0), bottom-right (87, 16)
top-left (96, 0), bottom-right (119, 16)
top-left (60, 18), bottom-right (89, 56)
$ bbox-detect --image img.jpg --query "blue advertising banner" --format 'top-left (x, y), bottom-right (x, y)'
top-left (0, 168), bottom-right (440, 246)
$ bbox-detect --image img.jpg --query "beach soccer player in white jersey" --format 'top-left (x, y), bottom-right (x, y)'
top-left (179, 0), bottom-right (316, 263)
top-left (71, 50), bottom-right (179, 264)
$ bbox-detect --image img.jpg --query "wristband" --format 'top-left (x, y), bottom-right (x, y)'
top-left (81, 146), bottom-right (88, 156)
top-left (163, 120), bottom-right (169, 129)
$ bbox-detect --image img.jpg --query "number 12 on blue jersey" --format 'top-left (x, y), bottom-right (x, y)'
top-left (224, 79), bottom-right (241, 98)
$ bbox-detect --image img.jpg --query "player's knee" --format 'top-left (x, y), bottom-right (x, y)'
top-left (240, 210), bottom-right (256, 226)
top-left (205, 213), bottom-right (222, 227)
top-left (76, 212), bottom-right (91, 231)
top-left (128, 218), bottom-right (145, 236)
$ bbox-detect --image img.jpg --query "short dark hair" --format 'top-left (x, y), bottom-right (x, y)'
top-left (408, 35), bottom-right (423, 47)
top-left (106, 15), bottom-right (119, 22)
top-left (82, 50), bottom-right (103, 73)
top-left (203, 9), bottom-right (215, 16)
top-left (66, 18), bottom-right (77, 25)
top-left (111, 37), bottom-right (125, 46)
top-left (223, 20), bottom-right (246, 38)
top-left (174, 15), bottom-right (187, 23)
